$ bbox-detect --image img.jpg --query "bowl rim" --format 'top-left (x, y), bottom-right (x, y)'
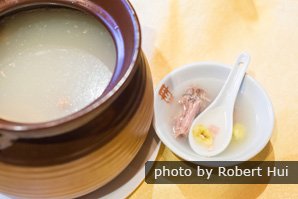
top-left (153, 62), bottom-right (275, 164)
top-left (0, 0), bottom-right (141, 132)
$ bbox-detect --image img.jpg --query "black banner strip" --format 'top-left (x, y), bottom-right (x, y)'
top-left (145, 161), bottom-right (298, 184)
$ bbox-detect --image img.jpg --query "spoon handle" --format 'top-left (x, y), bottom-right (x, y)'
top-left (218, 53), bottom-right (250, 108)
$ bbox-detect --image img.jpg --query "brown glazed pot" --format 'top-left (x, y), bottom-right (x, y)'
top-left (0, 1), bottom-right (154, 198)
top-left (0, 0), bottom-right (141, 139)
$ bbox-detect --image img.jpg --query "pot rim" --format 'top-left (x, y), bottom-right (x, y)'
top-left (0, 0), bottom-right (141, 132)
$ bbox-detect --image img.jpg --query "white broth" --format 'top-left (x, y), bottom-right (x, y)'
top-left (0, 8), bottom-right (116, 123)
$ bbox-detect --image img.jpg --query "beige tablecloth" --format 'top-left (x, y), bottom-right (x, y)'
top-left (129, 0), bottom-right (298, 198)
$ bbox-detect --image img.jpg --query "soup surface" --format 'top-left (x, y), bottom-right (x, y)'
top-left (0, 8), bottom-right (116, 123)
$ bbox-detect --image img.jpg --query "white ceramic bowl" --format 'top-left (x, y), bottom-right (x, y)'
top-left (154, 62), bottom-right (274, 164)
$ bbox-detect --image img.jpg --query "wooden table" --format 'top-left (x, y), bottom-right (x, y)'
top-left (130, 0), bottom-right (298, 198)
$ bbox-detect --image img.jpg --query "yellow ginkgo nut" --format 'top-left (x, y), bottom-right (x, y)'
top-left (192, 124), bottom-right (213, 146)
top-left (233, 123), bottom-right (245, 140)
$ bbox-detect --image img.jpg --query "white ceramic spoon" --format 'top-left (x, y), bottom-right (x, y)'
top-left (188, 53), bottom-right (250, 157)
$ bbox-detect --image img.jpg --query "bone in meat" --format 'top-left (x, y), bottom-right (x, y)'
top-left (173, 87), bottom-right (209, 137)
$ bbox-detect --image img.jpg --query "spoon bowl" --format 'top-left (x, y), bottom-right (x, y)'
top-left (189, 106), bottom-right (232, 156)
top-left (189, 53), bottom-right (250, 157)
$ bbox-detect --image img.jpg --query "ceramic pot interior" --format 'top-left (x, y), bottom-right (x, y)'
top-left (0, 0), bottom-right (140, 129)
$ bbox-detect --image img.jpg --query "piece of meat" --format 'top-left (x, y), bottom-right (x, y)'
top-left (208, 125), bottom-right (219, 135)
top-left (173, 87), bottom-right (209, 137)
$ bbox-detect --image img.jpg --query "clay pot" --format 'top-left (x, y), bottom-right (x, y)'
top-left (0, 1), bottom-right (154, 198)
top-left (0, 0), bottom-right (142, 139)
